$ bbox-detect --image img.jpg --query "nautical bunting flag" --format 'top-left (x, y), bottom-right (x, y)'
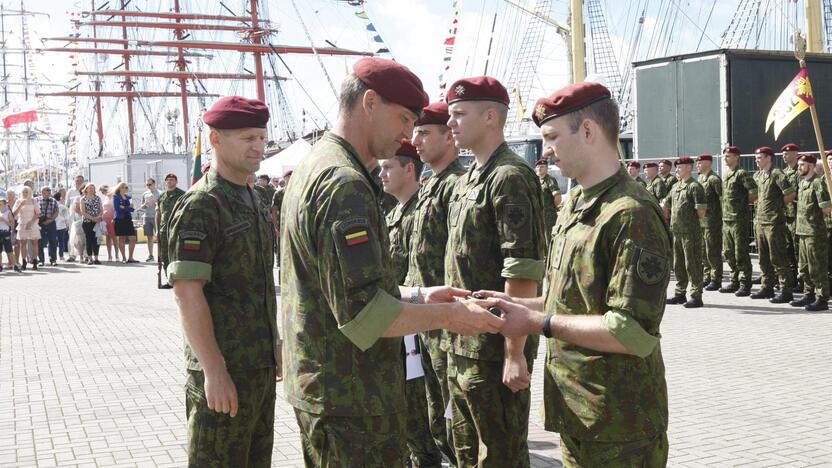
top-left (438, 1), bottom-right (462, 98)
top-left (765, 68), bottom-right (814, 139)
top-left (2, 102), bottom-right (38, 129)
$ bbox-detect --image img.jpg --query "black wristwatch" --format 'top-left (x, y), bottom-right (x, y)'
top-left (542, 314), bottom-right (554, 338)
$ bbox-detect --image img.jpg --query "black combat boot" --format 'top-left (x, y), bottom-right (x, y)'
top-left (789, 293), bottom-right (815, 307)
top-left (704, 280), bottom-right (721, 291)
top-left (752, 276), bottom-right (762, 284)
top-left (683, 296), bottom-right (703, 308)
top-left (769, 292), bottom-right (793, 304)
top-left (735, 283), bottom-right (752, 297)
top-left (750, 288), bottom-right (774, 299)
top-left (719, 282), bottom-right (739, 293)
top-left (701, 280), bottom-right (710, 289)
top-left (805, 297), bottom-right (829, 311)
top-left (666, 294), bottom-right (687, 305)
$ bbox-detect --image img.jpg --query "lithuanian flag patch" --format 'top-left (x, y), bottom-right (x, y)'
top-left (345, 230), bottom-right (369, 247)
top-left (182, 239), bottom-right (201, 251)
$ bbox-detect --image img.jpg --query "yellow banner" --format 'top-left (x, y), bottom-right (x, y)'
top-left (765, 68), bottom-right (814, 140)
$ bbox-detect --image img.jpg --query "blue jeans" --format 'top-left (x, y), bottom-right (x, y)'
top-left (38, 222), bottom-right (59, 263)
top-left (57, 229), bottom-right (69, 257)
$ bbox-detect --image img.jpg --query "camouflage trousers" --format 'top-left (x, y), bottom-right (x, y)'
top-left (419, 336), bottom-right (457, 467)
top-left (827, 226), bottom-right (832, 286)
top-left (185, 367), bottom-right (276, 468)
top-left (722, 218), bottom-right (753, 285)
top-left (559, 432), bottom-right (668, 468)
top-left (406, 376), bottom-right (443, 467)
top-left (158, 229), bottom-right (170, 275)
top-left (294, 408), bottom-right (406, 467)
top-left (756, 223), bottom-right (794, 293)
top-left (701, 224), bottom-right (723, 283)
top-left (447, 353), bottom-right (532, 468)
top-left (798, 233), bottom-right (829, 298)
top-left (786, 218), bottom-right (798, 278)
top-left (672, 230), bottom-right (703, 297)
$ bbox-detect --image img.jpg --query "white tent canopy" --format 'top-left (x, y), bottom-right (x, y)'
top-left (259, 139), bottom-right (312, 177)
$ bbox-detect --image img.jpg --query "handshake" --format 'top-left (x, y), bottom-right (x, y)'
top-left (421, 286), bottom-right (541, 338)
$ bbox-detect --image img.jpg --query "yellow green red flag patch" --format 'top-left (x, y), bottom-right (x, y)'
top-left (345, 230), bottom-right (369, 247)
top-left (183, 239), bottom-right (201, 251)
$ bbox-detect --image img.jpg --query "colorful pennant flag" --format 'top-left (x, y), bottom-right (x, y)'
top-left (765, 68), bottom-right (814, 140)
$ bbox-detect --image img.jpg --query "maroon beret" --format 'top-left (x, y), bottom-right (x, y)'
top-left (535, 159), bottom-right (549, 167)
top-left (164, 173), bottom-right (177, 181)
top-left (282, 169), bottom-right (293, 178)
top-left (353, 57), bottom-right (428, 115)
top-left (723, 145), bottom-right (741, 155)
top-left (781, 143), bottom-right (799, 152)
top-left (756, 146), bottom-right (775, 156)
top-left (416, 101), bottom-right (450, 127)
top-left (396, 139), bottom-right (419, 160)
top-left (626, 161), bottom-right (641, 168)
top-left (798, 154), bottom-right (817, 164)
top-left (644, 162), bottom-right (658, 169)
top-left (697, 154), bottom-right (713, 162)
top-left (660, 159), bottom-right (673, 166)
top-left (204, 96), bottom-right (269, 129)
top-left (445, 76), bottom-right (510, 106)
top-left (675, 156), bottom-right (694, 166)
top-left (532, 82), bottom-right (612, 127)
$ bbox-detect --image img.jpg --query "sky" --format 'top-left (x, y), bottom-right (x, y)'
top-left (3, 0), bottom-right (817, 166)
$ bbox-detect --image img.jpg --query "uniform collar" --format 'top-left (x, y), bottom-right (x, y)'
top-left (323, 132), bottom-right (382, 197)
top-left (205, 170), bottom-right (256, 211)
top-left (467, 142), bottom-right (510, 185)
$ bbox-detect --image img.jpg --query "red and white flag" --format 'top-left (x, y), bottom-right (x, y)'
top-left (2, 102), bottom-right (38, 129)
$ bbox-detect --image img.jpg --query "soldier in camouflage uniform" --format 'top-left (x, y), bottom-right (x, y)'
top-left (156, 172), bottom-right (185, 289)
top-left (166, 96), bottom-right (282, 467)
top-left (535, 158), bottom-right (560, 246)
top-left (659, 159), bottom-right (677, 192)
top-left (719, 146), bottom-right (757, 297)
top-left (751, 146), bottom-right (797, 303)
top-left (444, 76), bottom-right (547, 467)
top-left (254, 173), bottom-right (276, 210)
top-left (484, 82), bottom-right (671, 468)
top-left (782, 143), bottom-right (801, 284)
top-left (270, 170), bottom-right (291, 269)
top-left (280, 58), bottom-right (503, 467)
top-left (406, 101), bottom-right (466, 467)
top-left (380, 140), bottom-right (441, 467)
top-left (627, 160), bottom-right (647, 187)
top-left (664, 157), bottom-right (707, 308)
top-left (696, 154), bottom-right (723, 290)
top-left (789, 154), bottom-right (832, 311)
top-left (645, 162), bottom-right (667, 203)
top-left (825, 152), bottom-right (832, 289)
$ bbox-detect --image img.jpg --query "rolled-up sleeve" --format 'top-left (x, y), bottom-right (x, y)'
top-left (166, 193), bottom-right (218, 284)
top-left (603, 310), bottom-right (660, 358)
top-left (492, 166), bottom-right (547, 281)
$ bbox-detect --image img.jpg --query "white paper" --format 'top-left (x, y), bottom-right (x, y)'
top-left (444, 401), bottom-right (453, 420)
top-left (404, 334), bottom-right (425, 380)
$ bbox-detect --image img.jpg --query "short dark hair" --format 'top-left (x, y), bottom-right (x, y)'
top-left (53, 192), bottom-right (62, 202)
top-left (339, 74), bottom-right (370, 117)
top-left (394, 156), bottom-right (425, 182)
top-left (146, 178), bottom-right (156, 184)
top-left (565, 98), bottom-right (620, 145)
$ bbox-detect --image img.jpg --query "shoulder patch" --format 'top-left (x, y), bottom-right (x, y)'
top-left (504, 203), bottom-right (529, 229)
top-left (636, 248), bottom-right (668, 285)
top-left (178, 230), bottom-right (207, 241)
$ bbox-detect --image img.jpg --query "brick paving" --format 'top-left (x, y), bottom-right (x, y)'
top-left (1, 245), bottom-right (831, 467)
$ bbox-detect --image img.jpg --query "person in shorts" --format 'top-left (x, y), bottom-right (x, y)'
top-left (0, 198), bottom-right (16, 271)
top-left (140, 178), bottom-right (160, 262)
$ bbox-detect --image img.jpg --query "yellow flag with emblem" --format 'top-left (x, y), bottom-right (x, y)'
top-left (765, 68), bottom-right (815, 140)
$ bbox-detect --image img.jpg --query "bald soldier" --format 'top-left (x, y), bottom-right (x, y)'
top-left (166, 96), bottom-right (281, 467)
top-left (444, 76), bottom-right (547, 467)
top-left (696, 154), bottom-right (723, 291)
top-left (481, 82), bottom-right (672, 467)
top-left (782, 143), bottom-right (801, 284)
top-left (627, 160), bottom-right (647, 187)
top-left (406, 101), bottom-right (466, 466)
top-left (280, 57), bottom-right (503, 466)
top-left (645, 162), bottom-right (668, 203)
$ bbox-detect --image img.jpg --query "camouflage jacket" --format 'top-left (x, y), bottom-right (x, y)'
top-left (722, 168), bottom-right (757, 222)
top-left (539, 174), bottom-right (560, 232)
top-left (387, 192), bottom-right (419, 284)
top-left (661, 174), bottom-right (677, 192)
top-left (646, 176), bottom-right (667, 204)
top-left (796, 174), bottom-right (832, 236)
top-left (664, 176), bottom-right (706, 234)
top-left (544, 167), bottom-right (670, 442)
top-left (157, 187), bottom-right (185, 232)
top-left (783, 163), bottom-right (800, 220)
top-left (166, 170), bottom-right (278, 371)
top-left (445, 143), bottom-right (546, 362)
top-left (753, 167), bottom-right (795, 226)
top-left (253, 184), bottom-right (276, 213)
top-left (697, 170), bottom-right (722, 228)
top-left (271, 187), bottom-right (285, 228)
top-left (633, 176), bottom-right (647, 187)
top-left (280, 133), bottom-right (405, 417)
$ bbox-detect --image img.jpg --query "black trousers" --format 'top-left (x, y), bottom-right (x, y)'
top-left (82, 222), bottom-right (100, 257)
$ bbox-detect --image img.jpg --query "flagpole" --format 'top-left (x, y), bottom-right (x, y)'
top-left (794, 31), bottom-right (832, 197)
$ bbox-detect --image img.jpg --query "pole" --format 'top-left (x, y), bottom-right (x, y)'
top-left (250, 0), bottom-right (266, 102)
top-left (795, 31), bottom-right (832, 196)
top-left (805, 0), bottom-right (823, 53)
top-left (121, 0), bottom-right (135, 155)
top-left (173, 0), bottom-right (190, 153)
top-left (570, 0), bottom-right (585, 83)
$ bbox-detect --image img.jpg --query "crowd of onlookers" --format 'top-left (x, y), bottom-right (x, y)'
top-left (0, 174), bottom-right (174, 272)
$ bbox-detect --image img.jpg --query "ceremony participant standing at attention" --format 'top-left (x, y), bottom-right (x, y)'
top-left (482, 82), bottom-right (671, 468)
top-left (696, 154), bottom-right (723, 291)
top-left (444, 76), bottom-right (547, 467)
top-left (645, 162), bottom-right (667, 203)
top-left (156, 173), bottom-right (185, 289)
top-left (166, 96), bottom-right (282, 467)
top-left (664, 157), bottom-right (707, 308)
top-left (781, 143), bottom-right (801, 285)
top-left (627, 160), bottom-right (647, 187)
top-left (659, 158), bottom-right (677, 192)
top-left (719, 146), bottom-right (757, 296)
top-left (751, 146), bottom-right (797, 303)
top-left (406, 100), bottom-right (466, 467)
top-left (790, 154), bottom-right (832, 311)
top-left (280, 58), bottom-right (504, 467)
top-left (380, 139), bottom-right (441, 467)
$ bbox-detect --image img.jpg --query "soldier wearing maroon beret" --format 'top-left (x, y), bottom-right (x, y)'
top-left (407, 99), bottom-right (467, 467)
top-left (751, 146), bottom-right (797, 302)
top-left (167, 95), bottom-right (282, 467)
top-left (443, 75), bottom-right (548, 467)
top-left (534, 157), bottom-right (562, 250)
top-left (696, 154), bottom-right (724, 291)
top-left (280, 58), bottom-right (504, 466)
top-left (781, 143), bottom-right (801, 284)
top-left (644, 161), bottom-right (668, 203)
top-left (626, 160), bottom-right (647, 187)
top-left (720, 145), bottom-right (758, 296)
top-left (483, 81), bottom-right (672, 467)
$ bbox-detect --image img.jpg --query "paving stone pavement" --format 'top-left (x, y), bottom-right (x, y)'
top-left (1, 245), bottom-right (831, 467)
